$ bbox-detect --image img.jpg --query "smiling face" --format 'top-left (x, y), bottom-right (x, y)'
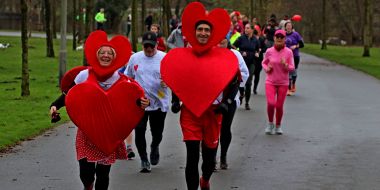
top-left (244, 23), bottom-right (253, 35)
top-left (195, 23), bottom-right (211, 45)
top-left (97, 46), bottom-right (115, 67)
top-left (274, 34), bottom-right (286, 47)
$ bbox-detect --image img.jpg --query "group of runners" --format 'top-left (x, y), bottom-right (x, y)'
top-left (49, 2), bottom-right (304, 190)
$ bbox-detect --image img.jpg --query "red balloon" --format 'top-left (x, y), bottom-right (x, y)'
top-left (292, 14), bottom-right (302, 22)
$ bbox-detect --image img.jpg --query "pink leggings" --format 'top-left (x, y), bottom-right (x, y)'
top-left (265, 84), bottom-right (288, 126)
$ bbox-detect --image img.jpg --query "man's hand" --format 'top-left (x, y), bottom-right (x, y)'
top-left (214, 102), bottom-right (228, 115)
top-left (138, 97), bottom-right (150, 109)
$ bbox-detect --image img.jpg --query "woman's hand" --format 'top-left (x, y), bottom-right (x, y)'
top-left (266, 64), bottom-right (273, 73)
top-left (281, 58), bottom-right (288, 69)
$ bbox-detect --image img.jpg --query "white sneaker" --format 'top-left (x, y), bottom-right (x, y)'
top-left (275, 126), bottom-right (283, 135)
top-left (265, 123), bottom-right (275, 135)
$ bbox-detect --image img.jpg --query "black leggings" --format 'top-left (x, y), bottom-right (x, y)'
top-left (289, 56), bottom-right (301, 87)
top-left (244, 63), bottom-right (255, 104)
top-left (220, 101), bottom-right (237, 159)
top-left (185, 141), bottom-right (217, 190)
top-left (79, 158), bottom-right (111, 190)
top-left (253, 62), bottom-right (263, 93)
top-left (135, 110), bottom-right (167, 161)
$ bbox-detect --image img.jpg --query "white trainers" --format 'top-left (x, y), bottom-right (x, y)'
top-left (265, 123), bottom-right (275, 135)
top-left (275, 125), bottom-right (283, 135)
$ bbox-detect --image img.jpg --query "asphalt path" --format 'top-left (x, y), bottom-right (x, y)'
top-left (1, 53), bottom-right (380, 190)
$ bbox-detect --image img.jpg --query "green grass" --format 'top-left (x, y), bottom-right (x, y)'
top-left (0, 36), bottom-right (82, 150)
top-left (303, 44), bottom-right (380, 80)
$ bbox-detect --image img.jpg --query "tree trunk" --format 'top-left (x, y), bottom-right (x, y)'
top-left (250, 0), bottom-right (254, 19)
top-left (175, 0), bottom-right (181, 17)
top-left (83, 0), bottom-right (94, 66)
top-left (21, 0), bottom-right (30, 96)
top-left (132, 0), bottom-right (138, 52)
top-left (59, 0), bottom-right (68, 84)
top-left (362, 0), bottom-right (372, 57)
top-left (72, 0), bottom-right (77, 50)
top-left (141, 0), bottom-right (145, 33)
top-left (321, 0), bottom-right (327, 50)
top-left (163, 0), bottom-right (171, 38)
top-left (51, 0), bottom-right (57, 39)
top-left (44, 0), bottom-right (55, 57)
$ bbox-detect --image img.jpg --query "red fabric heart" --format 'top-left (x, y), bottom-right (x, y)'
top-left (182, 2), bottom-right (231, 54)
top-left (133, 64), bottom-right (138, 71)
top-left (161, 47), bottom-right (238, 117)
top-left (65, 72), bottom-right (145, 155)
top-left (60, 66), bottom-right (87, 93)
top-left (84, 31), bottom-right (132, 80)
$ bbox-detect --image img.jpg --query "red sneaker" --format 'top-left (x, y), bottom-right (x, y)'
top-left (200, 177), bottom-right (210, 190)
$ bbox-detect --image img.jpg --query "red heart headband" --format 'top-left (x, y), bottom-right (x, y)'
top-left (84, 31), bottom-right (132, 80)
top-left (181, 2), bottom-right (231, 54)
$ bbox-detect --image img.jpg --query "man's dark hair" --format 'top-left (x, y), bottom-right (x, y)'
top-left (195, 20), bottom-right (213, 31)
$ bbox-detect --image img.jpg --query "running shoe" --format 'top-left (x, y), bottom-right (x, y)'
top-left (200, 177), bottom-right (210, 190)
top-left (220, 156), bottom-right (228, 170)
top-left (265, 123), bottom-right (275, 135)
top-left (127, 147), bottom-right (135, 160)
top-left (150, 146), bottom-right (160, 165)
top-left (245, 103), bottom-right (251, 110)
top-left (287, 90), bottom-right (293, 96)
top-left (140, 160), bottom-right (151, 173)
top-left (275, 126), bottom-right (283, 135)
top-left (290, 84), bottom-right (296, 93)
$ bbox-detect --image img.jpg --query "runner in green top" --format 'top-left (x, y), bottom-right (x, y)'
top-left (95, 8), bottom-right (107, 31)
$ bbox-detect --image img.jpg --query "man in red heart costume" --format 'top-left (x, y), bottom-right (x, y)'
top-left (161, 2), bottom-right (239, 190)
top-left (49, 31), bottom-right (149, 190)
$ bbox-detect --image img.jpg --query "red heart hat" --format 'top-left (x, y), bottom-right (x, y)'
top-left (84, 31), bottom-right (132, 80)
top-left (181, 2), bottom-right (231, 54)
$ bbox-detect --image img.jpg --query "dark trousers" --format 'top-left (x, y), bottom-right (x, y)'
top-left (220, 100), bottom-right (237, 159)
top-left (253, 61), bottom-right (263, 93)
top-left (96, 22), bottom-right (104, 31)
top-left (79, 158), bottom-right (111, 190)
top-left (243, 63), bottom-right (255, 104)
top-left (185, 141), bottom-right (217, 190)
top-left (135, 109), bottom-right (167, 161)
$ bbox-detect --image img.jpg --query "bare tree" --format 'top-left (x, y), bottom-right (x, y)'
top-left (175, 0), bottom-right (182, 17)
top-left (362, 0), bottom-right (373, 57)
top-left (51, 0), bottom-right (57, 39)
top-left (141, 0), bottom-right (146, 34)
top-left (72, 0), bottom-right (77, 50)
top-left (321, 0), bottom-right (327, 49)
top-left (132, 0), bottom-right (138, 52)
top-left (21, 0), bottom-right (30, 96)
top-left (83, 0), bottom-right (94, 66)
top-left (44, 0), bottom-right (55, 57)
top-left (162, 0), bottom-right (171, 37)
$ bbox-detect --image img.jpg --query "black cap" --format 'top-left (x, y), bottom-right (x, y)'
top-left (142, 31), bottom-right (157, 46)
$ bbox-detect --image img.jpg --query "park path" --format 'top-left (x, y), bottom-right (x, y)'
top-left (1, 53), bottom-right (380, 190)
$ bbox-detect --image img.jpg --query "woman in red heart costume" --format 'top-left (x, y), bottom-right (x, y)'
top-left (50, 31), bottom-right (148, 190)
top-left (161, 2), bottom-right (239, 190)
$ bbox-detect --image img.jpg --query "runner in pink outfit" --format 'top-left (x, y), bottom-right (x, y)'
top-left (261, 29), bottom-right (295, 135)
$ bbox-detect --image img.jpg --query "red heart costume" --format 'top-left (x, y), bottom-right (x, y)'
top-left (65, 31), bottom-right (145, 160)
top-left (161, 2), bottom-right (239, 149)
top-left (161, 2), bottom-right (238, 117)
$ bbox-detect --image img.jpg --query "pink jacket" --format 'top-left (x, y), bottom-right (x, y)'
top-left (262, 47), bottom-right (295, 86)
